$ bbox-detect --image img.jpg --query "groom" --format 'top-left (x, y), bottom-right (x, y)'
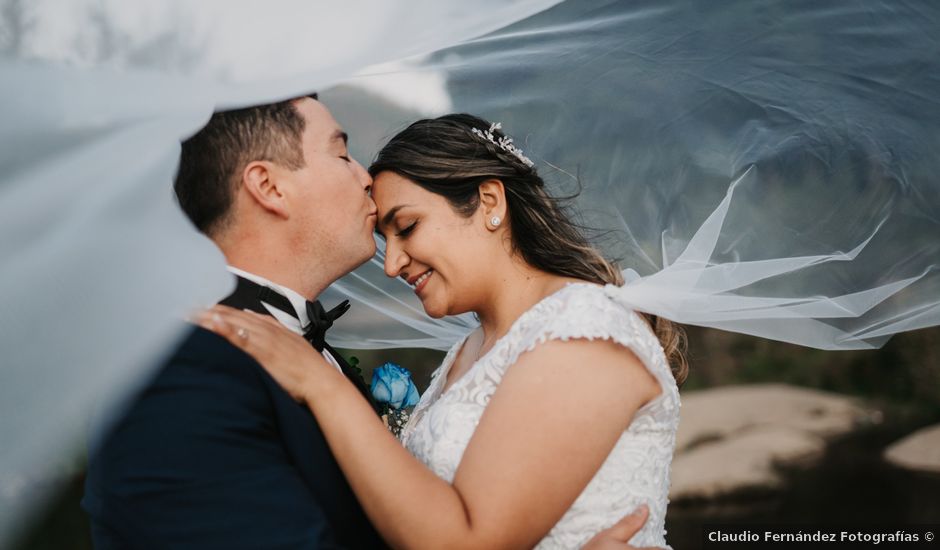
top-left (83, 95), bottom-right (385, 549)
top-left (83, 95), bottom-right (656, 549)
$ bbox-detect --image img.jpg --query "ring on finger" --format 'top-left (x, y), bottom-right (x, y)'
top-left (236, 327), bottom-right (249, 341)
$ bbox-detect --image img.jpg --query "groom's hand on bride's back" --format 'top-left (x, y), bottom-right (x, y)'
top-left (581, 505), bottom-right (666, 550)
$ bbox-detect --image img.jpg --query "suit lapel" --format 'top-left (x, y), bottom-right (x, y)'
top-left (323, 342), bottom-right (381, 414)
top-left (219, 276), bottom-right (271, 315)
top-left (221, 276), bottom-right (363, 519)
top-left (261, 374), bottom-right (362, 524)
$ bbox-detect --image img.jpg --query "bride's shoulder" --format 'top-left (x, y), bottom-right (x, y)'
top-left (519, 281), bottom-right (649, 345)
top-left (517, 282), bottom-right (674, 393)
top-left (546, 281), bottom-right (638, 321)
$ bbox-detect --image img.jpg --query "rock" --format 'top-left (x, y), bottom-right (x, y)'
top-left (670, 384), bottom-right (873, 502)
top-left (884, 424), bottom-right (940, 473)
top-left (671, 427), bottom-right (825, 500)
top-left (676, 384), bottom-right (870, 452)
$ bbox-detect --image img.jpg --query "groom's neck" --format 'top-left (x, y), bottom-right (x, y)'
top-left (219, 245), bottom-right (335, 302)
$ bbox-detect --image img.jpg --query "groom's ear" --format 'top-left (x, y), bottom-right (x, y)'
top-left (241, 161), bottom-right (289, 219)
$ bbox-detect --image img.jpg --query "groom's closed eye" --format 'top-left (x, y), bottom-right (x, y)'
top-left (330, 129), bottom-right (349, 145)
top-left (330, 130), bottom-right (351, 161)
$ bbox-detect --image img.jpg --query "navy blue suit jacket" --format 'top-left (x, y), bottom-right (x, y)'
top-left (83, 282), bottom-right (388, 549)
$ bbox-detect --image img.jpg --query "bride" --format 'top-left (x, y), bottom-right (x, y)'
top-left (203, 114), bottom-right (685, 549)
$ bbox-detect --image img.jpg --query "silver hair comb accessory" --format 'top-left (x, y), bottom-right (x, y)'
top-left (471, 122), bottom-right (535, 168)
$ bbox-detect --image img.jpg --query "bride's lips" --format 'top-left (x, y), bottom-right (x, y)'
top-left (408, 269), bottom-right (434, 295)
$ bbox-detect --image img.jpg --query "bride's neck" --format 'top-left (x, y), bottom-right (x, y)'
top-left (475, 260), bottom-right (576, 345)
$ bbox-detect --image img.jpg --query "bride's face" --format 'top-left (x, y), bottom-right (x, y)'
top-left (372, 171), bottom-right (493, 318)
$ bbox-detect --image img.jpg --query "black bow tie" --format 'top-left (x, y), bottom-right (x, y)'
top-left (257, 286), bottom-right (350, 352)
top-left (302, 299), bottom-right (350, 351)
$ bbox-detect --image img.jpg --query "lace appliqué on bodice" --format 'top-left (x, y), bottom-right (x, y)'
top-left (402, 283), bottom-right (679, 549)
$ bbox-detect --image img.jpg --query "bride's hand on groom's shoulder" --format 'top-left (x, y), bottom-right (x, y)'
top-left (581, 505), bottom-right (665, 550)
top-left (196, 305), bottom-right (344, 404)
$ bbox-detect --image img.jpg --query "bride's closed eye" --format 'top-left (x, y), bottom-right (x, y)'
top-left (397, 221), bottom-right (418, 237)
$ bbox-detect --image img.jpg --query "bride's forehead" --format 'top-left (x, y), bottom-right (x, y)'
top-left (373, 171), bottom-right (409, 192)
top-left (372, 173), bottom-right (430, 203)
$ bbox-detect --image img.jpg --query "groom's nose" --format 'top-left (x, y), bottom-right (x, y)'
top-left (352, 157), bottom-right (372, 193)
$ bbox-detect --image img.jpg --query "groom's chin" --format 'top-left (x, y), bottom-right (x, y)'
top-left (350, 251), bottom-right (375, 272)
top-left (352, 238), bottom-right (378, 268)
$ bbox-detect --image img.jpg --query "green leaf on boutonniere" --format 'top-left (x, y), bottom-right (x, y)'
top-left (342, 354), bottom-right (366, 385)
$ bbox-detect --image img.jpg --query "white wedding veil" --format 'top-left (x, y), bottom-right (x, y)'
top-left (2, 0), bottom-right (938, 540)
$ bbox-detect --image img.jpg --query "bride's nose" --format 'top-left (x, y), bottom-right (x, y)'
top-left (383, 239), bottom-right (409, 278)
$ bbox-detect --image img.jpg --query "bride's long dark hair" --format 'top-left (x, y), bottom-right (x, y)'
top-left (369, 114), bottom-right (688, 385)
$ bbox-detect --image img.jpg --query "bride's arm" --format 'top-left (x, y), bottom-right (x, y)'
top-left (203, 306), bottom-right (660, 550)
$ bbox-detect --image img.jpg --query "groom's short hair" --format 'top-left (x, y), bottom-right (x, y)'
top-left (174, 93), bottom-right (318, 237)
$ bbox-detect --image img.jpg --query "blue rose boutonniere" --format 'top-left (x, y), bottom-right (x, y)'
top-left (371, 362), bottom-right (420, 437)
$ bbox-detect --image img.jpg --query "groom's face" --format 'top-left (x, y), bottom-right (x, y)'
top-left (282, 98), bottom-right (378, 272)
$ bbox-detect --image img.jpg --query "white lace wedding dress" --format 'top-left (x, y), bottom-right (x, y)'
top-left (402, 283), bottom-right (679, 549)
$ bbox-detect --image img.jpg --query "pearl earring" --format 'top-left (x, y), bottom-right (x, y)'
top-left (490, 216), bottom-right (501, 227)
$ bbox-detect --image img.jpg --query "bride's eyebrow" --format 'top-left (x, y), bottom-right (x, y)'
top-left (380, 204), bottom-right (413, 227)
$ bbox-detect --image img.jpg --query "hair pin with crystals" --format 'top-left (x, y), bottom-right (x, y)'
top-left (471, 122), bottom-right (535, 168)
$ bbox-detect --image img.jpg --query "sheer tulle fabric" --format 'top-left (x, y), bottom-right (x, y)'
top-left (1, 0), bottom-right (938, 540)
top-left (0, 0), bottom-right (562, 537)
top-left (337, 0), bottom-right (940, 351)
